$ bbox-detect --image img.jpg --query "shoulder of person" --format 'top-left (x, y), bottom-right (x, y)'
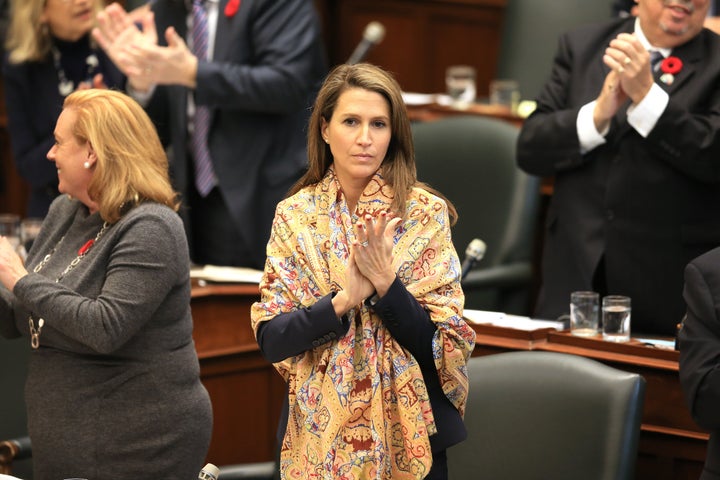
top-left (409, 186), bottom-right (448, 209)
top-left (123, 202), bottom-right (182, 225)
top-left (687, 246), bottom-right (720, 274)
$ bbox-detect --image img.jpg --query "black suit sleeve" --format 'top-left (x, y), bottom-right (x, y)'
top-left (679, 254), bottom-right (720, 430)
top-left (365, 277), bottom-right (438, 371)
top-left (255, 293), bottom-right (350, 363)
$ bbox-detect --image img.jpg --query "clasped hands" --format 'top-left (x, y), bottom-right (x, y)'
top-left (92, 2), bottom-right (199, 92)
top-left (332, 212), bottom-right (402, 318)
top-left (594, 33), bottom-right (655, 132)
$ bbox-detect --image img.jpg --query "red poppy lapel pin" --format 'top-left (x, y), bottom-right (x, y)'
top-left (225, 0), bottom-right (240, 17)
top-left (659, 56), bottom-right (682, 85)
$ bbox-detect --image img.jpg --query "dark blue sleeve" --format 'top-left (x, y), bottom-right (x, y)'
top-left (256, 293), bottom-right (350, 363)
top-left (365, 277), bottom-right (438, 370)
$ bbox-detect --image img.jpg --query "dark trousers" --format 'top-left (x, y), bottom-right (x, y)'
top-left (188, 186), bottom-right (256, 267)
top-left (426, 450), bottom-right (448, 480)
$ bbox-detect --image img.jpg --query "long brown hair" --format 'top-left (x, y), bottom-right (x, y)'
top-left (289, 63), bottom-right (457, 224)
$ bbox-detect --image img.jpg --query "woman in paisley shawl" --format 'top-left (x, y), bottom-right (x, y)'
top-left (251, 63), bottom-right (476, 480)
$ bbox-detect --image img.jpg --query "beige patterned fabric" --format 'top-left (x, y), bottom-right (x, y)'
top-left (251, 168), bottom-right (475, 479)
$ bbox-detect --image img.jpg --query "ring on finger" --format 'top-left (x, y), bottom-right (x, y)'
top-left (618, 66), bottom-right (625, 74)
top-left (624, 57), bottom-right (631, 65)
top-left (360, 241), bottom-right (369, 247)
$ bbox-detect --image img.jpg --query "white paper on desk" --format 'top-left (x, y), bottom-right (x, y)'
top-left (190, 265), bottom-right (263, 284)
top-left (635, 337), bottom-right (676, 350)
top-left (401, 92), bottom-right (437, 105)
top-left (463, 309), bottom-right (564, 331)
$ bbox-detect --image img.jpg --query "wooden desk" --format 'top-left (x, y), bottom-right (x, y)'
top-left (191, 282), bottom-right (284, 467)
top-left (191, 284), bottom-right (707, 478)
top-left (407, 101), bottom-right (523, 127)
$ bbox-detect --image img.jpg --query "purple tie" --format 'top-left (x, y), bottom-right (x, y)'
top-left (191, 0), bottom-right (216, 196)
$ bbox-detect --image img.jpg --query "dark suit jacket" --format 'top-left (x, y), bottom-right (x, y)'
top-left (517, 18), bottom-right (720, 335)
top-left (147, 0), bottom-right (327, 267)
top-left (679, 247), bottom-right (720, 480)
top-left (2, 45), bottom-right (124, 217)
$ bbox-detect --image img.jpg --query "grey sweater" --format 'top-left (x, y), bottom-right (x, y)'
top-left (0, 196), bottom-right (212, 480)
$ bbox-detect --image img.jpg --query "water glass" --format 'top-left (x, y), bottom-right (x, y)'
top-left (570, 291), bottom-right (599, 337)
top-left (20, 217), bottom-right (43, 253)
top-left (0, 213), bottom-right (21, 252)
top-left (445, 65), bottom-right (477, 110)
top-left (489, 79), bottom-right (521, 113)
top-left (602, 295), bottom-right (631, 342)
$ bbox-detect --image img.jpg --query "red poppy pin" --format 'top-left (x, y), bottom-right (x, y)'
top-left (659, 56), bottom-right (682, 85)
top-left (225, 0), bottom-right (240, 17)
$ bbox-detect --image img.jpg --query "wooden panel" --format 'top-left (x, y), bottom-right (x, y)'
top-left (191, 282), bottom-right (284, 466)
top-left (200, 354), bottom-right (283, 466)
top-left (333, 0), bottom-right (506, 95)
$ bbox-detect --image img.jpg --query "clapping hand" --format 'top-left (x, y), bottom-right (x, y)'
top-left (331, 211), bottom-right (401, 318)
top-left (93, 3), bottom-right (159, 92)
top-left (353, 211), bottom-right (402, 298)
top-left (0, 236), bottom-right (28, 292)
top-left (94, 3), bottom-right (200, 91)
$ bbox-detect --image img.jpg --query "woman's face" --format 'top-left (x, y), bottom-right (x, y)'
top-left (47, 108), bottom-right (95, 202)
top-left (41, 0), bottom-right (96, 42)
top-left (321, 87), bottom-right (392, 190)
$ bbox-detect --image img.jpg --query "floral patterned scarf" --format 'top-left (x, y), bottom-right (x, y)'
top-left (251, 167), bottom-right (475, 479)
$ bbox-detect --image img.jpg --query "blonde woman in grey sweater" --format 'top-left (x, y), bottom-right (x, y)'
top-left (0, 89), bottom-right (212, 480)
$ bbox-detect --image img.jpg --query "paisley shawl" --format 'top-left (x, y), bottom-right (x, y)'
top-left (251, 168), bottom-right (475, 479)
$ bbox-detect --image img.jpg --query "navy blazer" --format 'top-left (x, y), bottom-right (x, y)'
top-left (679, 247), bottom-right (720, 480)
top-left (146, 0), bottom-right (327, 267)
top-left (518, 18), bottom-right (720, 335)
top-left (2, 45), bottom-right (124, 217)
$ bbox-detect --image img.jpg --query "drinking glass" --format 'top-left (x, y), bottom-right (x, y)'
top-left (0, 213), bottom-right (21, 252)
top-left (602, 295), bottom-right (631, 342)
top-left (570, 291), bottom-right (599, 337)
top-left (445, 65), bottom-right (477, 110)
top-left (489, 79), bottom-right (521, 113)
top-left (21, 218), bottom-right (43, 251)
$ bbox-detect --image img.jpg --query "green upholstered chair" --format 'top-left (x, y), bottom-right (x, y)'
top-left (411, 115), bottom-right (541, 315)
top-left (449, 351), bottom-right (646, 480)
top-left (497, 0), bottom-right (615, 101)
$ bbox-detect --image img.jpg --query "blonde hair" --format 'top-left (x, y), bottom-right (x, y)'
top-left (63, 89), bottom-right (180, 223)
top-left (5, 0), bottom-right (103, 63)
top-left (291, 63), bottom-right (457, 224)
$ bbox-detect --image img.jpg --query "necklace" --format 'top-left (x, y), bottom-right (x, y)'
top-left (28, 221), bottom-right (110, 349)
top-left (51, 44), bottom-right (100, 97)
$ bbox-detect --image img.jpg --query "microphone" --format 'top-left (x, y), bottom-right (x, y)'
top-left (461, 238), bottom-right (487, 280)
top-left (198, 463), bottom-right (220, 480)
top-left (347, 22), bottom-right (386, 64)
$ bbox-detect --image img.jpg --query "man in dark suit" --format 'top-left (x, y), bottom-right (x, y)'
top-left (517, 0), bottom-right (720, 336)
top-left (94, 0), bottom-right (327, 269)
top-left (679, 247), bottom-right (720, 480)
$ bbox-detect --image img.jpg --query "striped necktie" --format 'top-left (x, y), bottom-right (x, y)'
top-left (650, 50), bottom-right (664, 73)
top-left (191, 0), bottom-right (217, 197)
